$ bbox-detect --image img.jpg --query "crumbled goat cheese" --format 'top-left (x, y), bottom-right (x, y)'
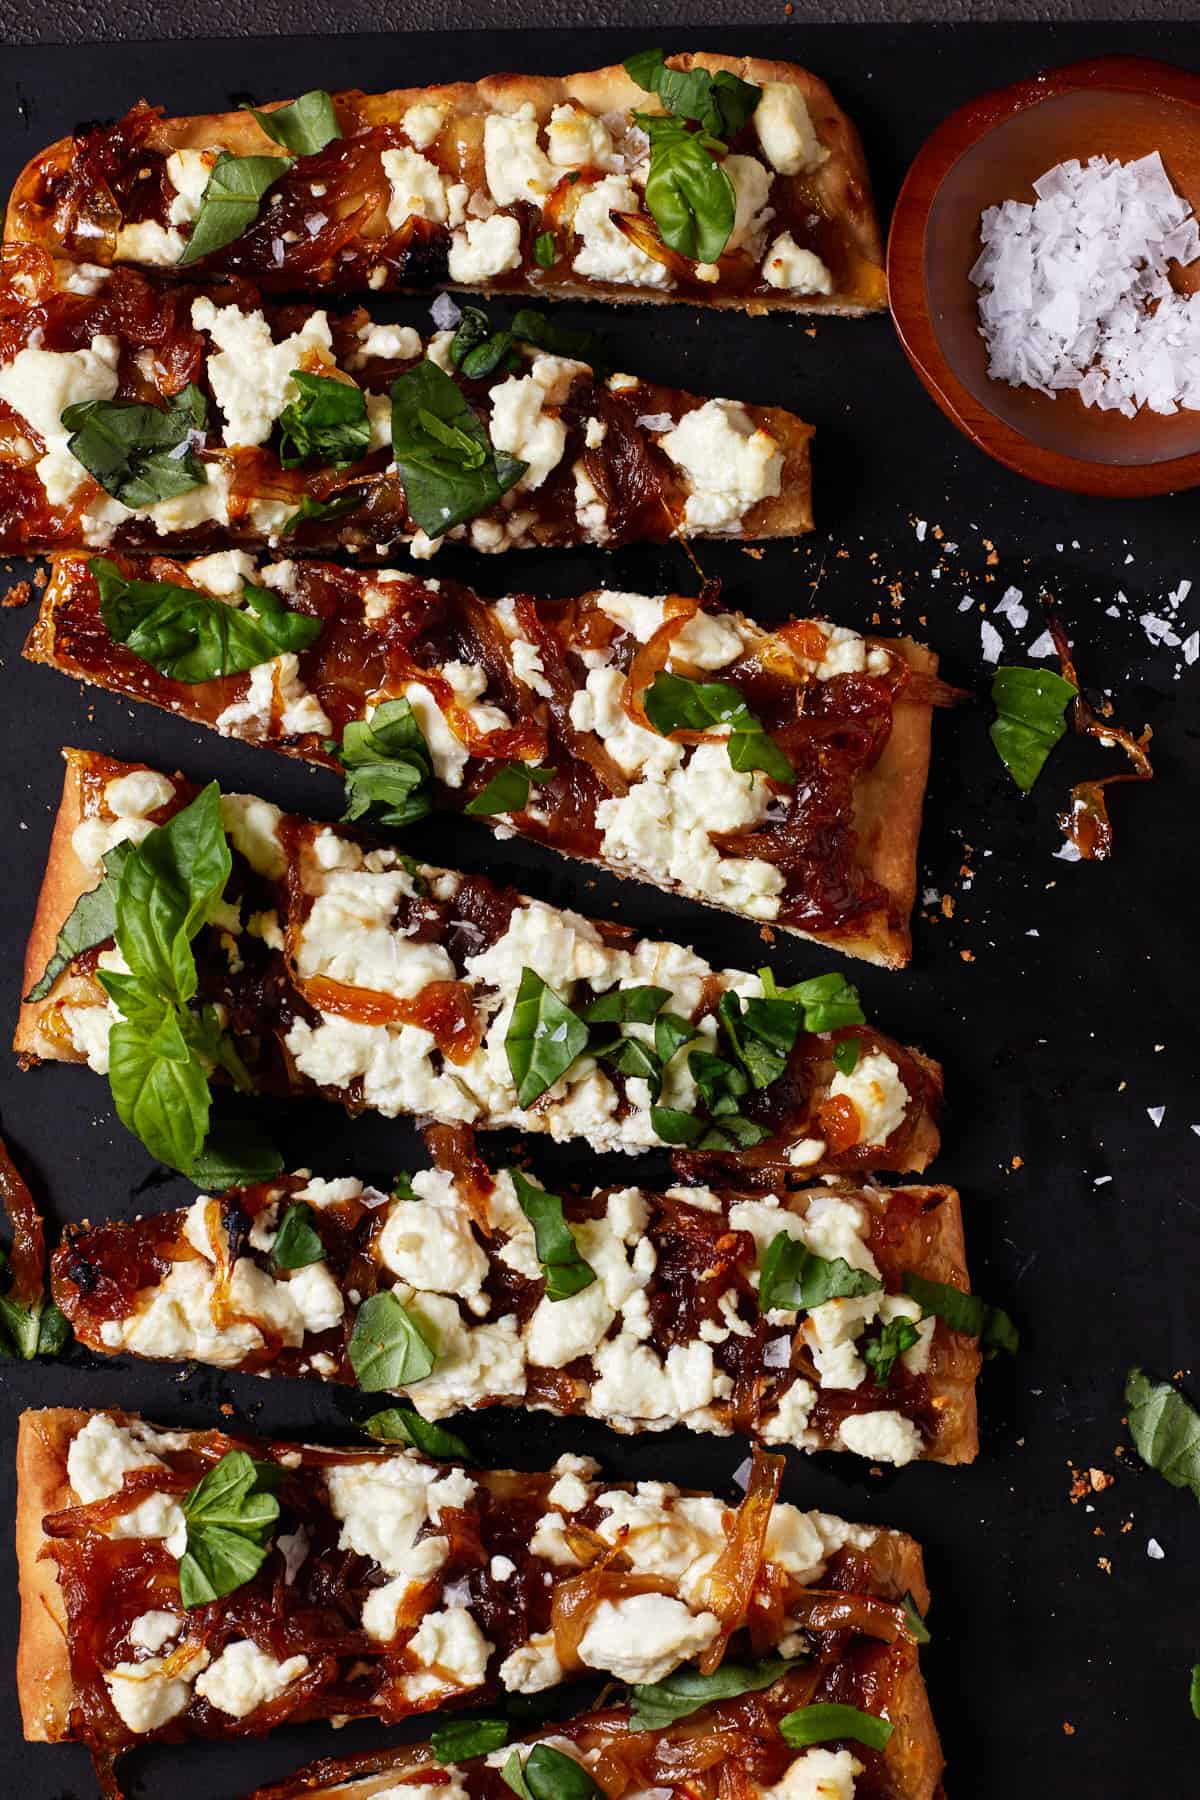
top-left (763, 232), bottom-right (834, 293)
top-left (484, 103), bottom-right (556, 207)
top-left (194, 1640), bottom-right (309, 1718)
top-left (382, 146), bottom-right (449, 229)
top-left (659, 399), bottom-right (782, 531)
top-left (572, 174), bottom-right (674, 288)
top-left (191, 299), bottom-right (334, 446)
top-left (448, 214), bottom-right (523, 282)
top-left (754, 84), bottom-right (826, 176)
top-left (0, 332), bottom-right (120, 506)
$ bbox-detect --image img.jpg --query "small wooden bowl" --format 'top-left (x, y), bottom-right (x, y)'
top-left (888, 56), bottom-right (1200, 496)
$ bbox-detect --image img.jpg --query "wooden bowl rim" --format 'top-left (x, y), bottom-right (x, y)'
top-left (887, 54), bottom-right (1200, 497)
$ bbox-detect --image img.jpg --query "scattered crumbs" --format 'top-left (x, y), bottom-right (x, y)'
top-left (1097, 1557), bottom-right (1112, 1575)
top-left (921, 885), bottom-right (940, 906)
top-left (742, 545), bottom-right (765, 561)
top-left (960, 948), bottom-right (975, 962)
top-left (1063, 1722), bottom-right (1076, 1737)
top-left (1, 580), bottom-right (30, 609)
top-left (958, 594), bottom-right (976, 613)
top-left (1011, 1155), bottom-right (1024, 1170)
top-left (941, 894), bottom-right (955, 918)
top-left (1147, 1105), bottom-right (1166, 1128)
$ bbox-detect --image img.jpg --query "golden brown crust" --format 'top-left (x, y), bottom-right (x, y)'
top-left (6, 56), bottom-right (884, 317)
top-left (14, 748), bottom-right (97, 1064)
top-left (15, 1409), bottom-right (87, 1742)
top-left (879, 1184), bottom-right (979, 1465)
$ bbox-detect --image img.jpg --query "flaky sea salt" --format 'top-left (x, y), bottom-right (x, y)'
top-left (430, 292), bottom-right (462, 329)
top-left (972, 152), bottom-right (1200, 416)
top-left (980, 620), bottom-right (1004, 663)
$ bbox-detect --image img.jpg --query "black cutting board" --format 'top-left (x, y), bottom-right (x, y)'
top-left (0, 21), bottom-right (1197, 1799)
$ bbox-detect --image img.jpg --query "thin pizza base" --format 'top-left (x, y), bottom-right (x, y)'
top-left (15, 1408), bottom-right (82, 1743)
top-left (6, 54), bottom-right (885, 318)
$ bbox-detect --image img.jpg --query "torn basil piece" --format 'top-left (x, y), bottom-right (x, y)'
top-left (759, 1229), bottom-right (881, 1314)
top-left (250, 89), bottom-right (342, 156)
top-left (92, 558), bottom-right (322, 683)
top-left (62, 383), bottom-right (208, 507)
top-left (989, 664), bottom-right (1078, 793)
top-left (511, 1170), bottom-right (596, 1301)
top-left (503, 968), bottom-right (589, 1107)
top-left (179, 152), bottom-right (289, 264)
top-left (391, 359), bottom-right (526, 536)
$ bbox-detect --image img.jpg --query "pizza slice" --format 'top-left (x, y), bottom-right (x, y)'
top-left (0, 255), bottom-right (812, 558)
top-left (16, 749), bottom-right (943, 1180)
top-left (26, 554), bottom-right (952, 965)
top-left (7, 54), bottom-right (886, 314)
top-left (52, 1149), bottom-right (981, 1466)
top-left (18, 1408), bottom-right (940, 1795)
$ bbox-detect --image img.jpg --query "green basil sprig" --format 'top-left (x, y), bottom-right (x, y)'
top-left (179, 153), bottom-right (290, 264)
top-left (511, 1170), bottom-right (596, 1301)
top-left (249, 89), bottom-right (342, 156)
top-left (92, 557), bottom-right (322, 684)
top-left (432, 1719), bottom-right (510, 1764)
top-left (833, 1036), bottom-right (861, 1075)
top-left (504, 968), bottom-right (590, 1107)
top-left (1125, 1367), bottom-right (1200, 1501)
top-left (624, 48), bottom-right (761, 139)
top-left (363, 1405), bottom-right (471, 1460)
top-left (779, 1702), bottom-right (893, 1753)
top-left (348, 1290), bottom-right (437, 1391)
top-left (62, 384), bottom-right (208, 507)
top-left (189, 1118), bottom-right (284, 1191)
top-left (757, 967), bottom-right (866, 1035)
top-left (465, 763), bottom-right (555, 817)
top-left (534, 232), bottom-right (557, 269)
top-left (623, 51), bottom-right (760, 264)
top-left (179, 1450), bottom-right (281, 1608)
top-left (0, 1250), bottom-right (70, 1362)
top-left (902, 1273), bottom-right (1019, 1358)
top-left (337, 698), bottom-right (434, 830)
top-left (631, 1656), bottom-right (799, 1729)
top-left (643, 672), bottom-right (794, 785)
top-left (990, 665), bottom-right (1078, 793)
top-left (758, 1229), bottom-right (881, 1315)
top-left (862, 1315), bottom-right (921, 1388)
top-left (502, 1745), bottom-right (603, 1800)
top-left (391, 359), bottom-right (526, 536)
top-left (271, 1202), bottom-right (325, 1270)
top-left (25, 840), bottom-right (132, 1003)
top-left (281, 486), bottom-right (371, 535)
top-left (277, 371), bottom-right (370, 469)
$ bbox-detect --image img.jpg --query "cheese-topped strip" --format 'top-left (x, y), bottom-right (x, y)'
top-left (15, 1407), bottom-right (934, 1774)
top-left (26, 555), bottom-right (945, 965)
top-left (7, 55), bottom-right (886, 315)
top-left (53, 1162), bottom-right (979, 1466)
top-left (17, 750), bottom-right (943, 1175)
top-left (0, 255), bottom-right (812, 558)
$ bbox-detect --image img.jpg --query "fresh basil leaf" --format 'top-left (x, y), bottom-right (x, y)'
top-left (583, 986), bottom-right (669, 1025)
top-left (903, 1591), bottom-right (931, 1646)
top-left (635, 111), bottom-right (736, 264)
top-left (594, 1033), bottom-right (663, 1093)
top-left (650, 1103), bottom-right (708, 1146)
top-left (757, 968), bottom-right (865, 1035)
top-left (111, 782), bottom-right (230, 1004)
top-left (1125, 1367), bottom-right (1200, 1502)
top-left (391, 360), bottom-right (526, 536)
top-left (450, 307), bottom-right (494, 368)
top-left (862, 1316), bottom-right (920, 1388)
top-left (250, 89), bottom-right (342, 156)
top-left (504, 968), bottom-right (589, 1107)
top-left (534, 231), bottom-right (557, 269)
top-left (190, 1118), bottom-right (284, 1190)
top-left (833, 1036), bottom-right (861, 1075)
top-left (348, 1289), bottom-right (437, 1390)
top-left (277, 371), bottom-right (370, 469)
top-left (759, 1229), bottom-right (882, 1315)
top-left (93, 557), bottom-right (322, 684)
top-left (0, 1253), bottom-right (72, 1362)
top-left (464, 763), bottom-right (555, 817)
top-left (502, 1745), bottom-right (603, 1800)
top-left (643, 671), bottom-right (794, 785)
top-left (510, 309), bottom-right (604, 372)
top-left (654, 1011), bottom-right (696, 1065)
top-left (25, 839), bottom-right (131, 1002)
top-left (631, 1656), bottom-right (798, 1729)
top-left (624, 49), bottom-right (761, 139)
top-left (1191, 1664), bottom-right (1200, 1720)
top-left (989, 665), bottom-right (1078, 794)
top-left (178, 151), bottom-right (289, 264)
top-left (690, 1048), bottom-right (751, 1117)
top-left (179, 1450), bottom-right (280, 1608)
top-left (718, 990), bottom-right (798, 1090)
top-left (705, 1113), bottom-right (772, 1149)
top-left (101, 985), bottom-right (214, 1174)
top-left (903, 1272), bottom-right (1019, 1357)
top-left (432, 1719), bottom-right (510, 1764)
top-left (779, 1703), bottom-right (894, 1753)
top-left (63, 384), bottom-right (208, 506)
top-left (392, 1172), bottom-right (417, 1200)
top-left (363, 1405), bottom-right (471, 1460)
top-left (271, 1202), bottom-right (325, 1270)
top-left (338, 698), bottom-right (434, 830)
top-left (461, 329), bottom-right (519, 380)
top-left (511, 1169), bottom-right (596, 1301)
top-left (281, 486), bottom-right (370, 535)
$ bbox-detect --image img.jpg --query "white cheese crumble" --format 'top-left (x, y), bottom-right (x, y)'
top-left (66, 1414), bottom-right (187, 1555)
top-left (763, 233), bottom-right (834, 294)
top-left (484, 104), bottom-right (556, 208)
top-left (576, 1593), bottom-right (721, 1684)
top-left (448, 214), bottom-right (522, 283)
top-left (382, 146), bottom-right (450, 229)
top-left (837, 1408), bottom-right (924, 1467)
top-left (571, 174), bottom-right (674, 288)
top-left (402, 101), bottom-right (448, 150)
top-left (547, 104), bottom-right (618, 171)
top-left (760, 1749), bottom-right (863, 1800)
top-left (754, 84), bottom-right (826, 176)
top-left (401, 1606), bottom-right (493, 1700)
top-left (827, 1051), bottom-right (909, 1146)
top-left (104, 1646), bottom-right (208, 1733)
top-left (489, 373), bottom-right (568, 490)
top-left (0, 331), bottom-right (120, 506)
top-left (659, 399), bottom-right (782, 531)
top-left (194, 1640), bottom-right (309, 1718)
top-left (190, 299), bottom-right (335, 446)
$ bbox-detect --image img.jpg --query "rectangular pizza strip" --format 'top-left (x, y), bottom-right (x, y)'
top-left (17, 1407), bottom-right (941, 1798)
top-left (0, 255), bottom-right (812, 558)
top-left (16, 749), bottom-right (943, 1174)
top-left (7, 54), bottom-right (886, 314)
top-left (26, 555), bottom-right (948, 964)
top-left (52, 1149), bottom-right (980, 1466)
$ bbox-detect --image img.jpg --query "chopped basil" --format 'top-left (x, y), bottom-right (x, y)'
top-left (449, 307), bottom-right (495, 368)
top-left (630, 1656), bottom-right (798, 1729)
top-left (179, 1450), bottom-right (280, 1608)
top-left (179, 151), bottom-right (289, 264)
top-left (534, 231), bottom-right (557, 268)
top-left (624, 48), bottom-right (761, 139)
top-left (759, 1229), bottom-right (881, 1315)
top-left (903, 1590), bottom-right (931, 1646)
top-left (271, 1202), bottom-right (325, 1270)
top-left (363, 1405), bottom-right (471, 1460)
top-left (92, 557), bottom-right (322, 684)
top-left (189, 1118), bottom-right (284, 1190)
top-left (862, 1316), bottom-right (920, 1387)
top-left (643, 672), bottom-right (794, 785)
top-left (464, 762), bottom-right (555, 816)
top-left (833, 1036), bottom-right (862, 1075)
top-left (348, 1289), bottom-right (437, 1391)
top-left (391, 359), bottom-right (526, 536)
top-left (504, 968), bottom-right (590, 1107)
top-left (903, 1272), bottom-right (1019, 1357)
top-left (25, 839), bottom-right (131, 1002)
top-left (250, 89), bottom-right (342, 156)
top-left (511, 1170), bottom-right (596, 1301)
top-left (624, 53), bottom-right (760, 263)
top-left (510, 309), bottom-right (604, 371)
top-left (450, 303), bottom-right (603, 376)
top-left (650, 1101), bottom-right (769, 1152)
top-left (718, 990), bottom-right (800, 1089)
top-left (501, 1745), bottom-right (603, 1800)
top-left (690, 1047), bottom-right (751, 1116)
top-left (779, 1702), bottom-right (894, 1753)
top-left (432, 1719), bottom-right (510, 1763)
top-left (757, 967), bottom-right (866, 1035)
top-left (0, 1248), bottom-right (71, 1362)
top-left (989, 665), bottom-right (1078, 793)
top-left (1125, 1367), bottom-right (1200, 1501)
top-left (593, 1032), bottom-right (663, 1089)
top-left (277, 371), bottom-right (370, 468)
top-left (281, 486), bottom-right (370, 535)
top-left (62, 383), bottom-right (208, 507)
top-left (337, 698), bottom-right (434, 830)
top-left (583, 985), bottom-right (669, 1025)
top-left (392, 1171), bottom-right (418, 1201)
top-left (654, 1010), bottom-right (696, 1065)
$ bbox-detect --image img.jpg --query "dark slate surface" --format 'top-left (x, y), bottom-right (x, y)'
top-left (0, 19), bottom-right (1197, 1800)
